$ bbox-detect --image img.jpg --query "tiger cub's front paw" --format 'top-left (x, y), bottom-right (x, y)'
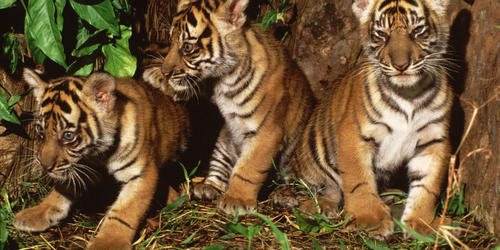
top-left (346, 196), bottom-right (394, 239)
top-left (13, 204), bottom-right (68, 232)
top-left (86, 237), bottom-right (131, 250)
top-left (191, 182), bottom-right (222, 201)
top-left (217, 192), bottom-right (257, 215)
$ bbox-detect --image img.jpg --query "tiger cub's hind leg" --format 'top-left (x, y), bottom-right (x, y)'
top-left (14, 187), bottom-right (73, 232)
top-left (191, 126), bottom-right (237, 201)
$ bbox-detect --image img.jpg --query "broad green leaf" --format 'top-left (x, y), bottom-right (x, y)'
top-left (55, 0), bottom-right (66, 32)
top-left (0, 91), bottom-right (20, 124)
top-left (0, 0), bottom-right (15, 9)
top-left (69, 0), bottom-right (119, 36)
top-left (26, 0), bottom-right (67, 68)
top-left (72, 29), bottom-right (106, 57)
top-left (7, 95), bottom-right (21, 107)
top-left (102, 25), bottom-right (136, 77)
top-left (24, 13), bottom-right (46, 64)
top-left (67, 54), bottom-right (95, 76)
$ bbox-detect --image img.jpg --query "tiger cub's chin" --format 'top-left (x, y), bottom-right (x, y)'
top-left (278, 0), bottom-right (453, 239)
top-left (14, 69), bottom-right (190, 249)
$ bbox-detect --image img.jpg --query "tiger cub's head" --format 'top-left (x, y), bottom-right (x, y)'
top-left (353, 0), bottom-right (450, 87)
top-left (24, 69), bottom-right (117, 183)
top-left (143, 0), bottom-right (249, 101)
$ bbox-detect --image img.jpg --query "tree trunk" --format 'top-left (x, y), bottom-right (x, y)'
top-left (0, 68), bottom-right (36, 196)
top-left (456, 0), bottom-right (500, 239)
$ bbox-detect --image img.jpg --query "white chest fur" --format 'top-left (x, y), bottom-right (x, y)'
top-left (362, 84), bottom-right (448, 171)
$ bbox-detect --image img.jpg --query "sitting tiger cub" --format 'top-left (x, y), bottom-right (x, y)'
top-left (274, 0), bottom-right (452, 238)
top-left (14, 69), bottom-right (190, 249)
top-left (143, 0), bottom-right (314, 214)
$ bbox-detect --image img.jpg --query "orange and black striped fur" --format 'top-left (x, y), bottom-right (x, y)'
top-left (143, 0), bottom-right (314, 214)
top-left (14, 69), bottom-right (189, 249)
top-left (274, 0), bottom-right (452, 238)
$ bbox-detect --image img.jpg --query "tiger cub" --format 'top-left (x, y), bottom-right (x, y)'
top-left (274, 0), bottom-right (453, 238)
top-left (14, 69), bottom-right (189, 249)
top-left (143, 0), bottom-right (314, 214)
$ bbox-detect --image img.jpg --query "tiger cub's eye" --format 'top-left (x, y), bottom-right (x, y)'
top-left (62, 131), bottom-right (75, 142)
top-left (182, 42), bottom-right (194, 54)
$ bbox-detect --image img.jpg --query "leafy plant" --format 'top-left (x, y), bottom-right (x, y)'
top-left (441, 184), bottom-right (466, 217)
top-left (0, 79), bottom-right (30, 125)
top-left (1, 0), bottom-right (136, 77)
top-left (259, 0), bottom-right (290, 29)
top-left (225, 212), bottom-right (264, 250)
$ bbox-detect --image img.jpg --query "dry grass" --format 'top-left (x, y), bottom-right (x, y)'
top-left (2, 180), bottom-right (498, 250)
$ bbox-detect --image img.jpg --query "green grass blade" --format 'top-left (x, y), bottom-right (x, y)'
top-left (243, 211), bottom-right (290, 250)
top-left (393, 218), bottom-right (434, 243)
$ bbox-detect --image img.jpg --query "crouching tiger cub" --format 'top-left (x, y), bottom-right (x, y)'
top-left (143, 0), bottom-right (314, 214)
top-left (274, 0), bottom-right (453, 238)
top-left (14, 69), bottom-right (189, 249)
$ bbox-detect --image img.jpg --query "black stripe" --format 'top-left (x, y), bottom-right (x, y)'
top-left (404, 0), bottom-right (418, 6)
top-left (416, 114), bottom-right (447, 132)
top-left (415, 137), bottom-right (445, 154)
top-left (187, 12), bottom-right (197, 27)
top-left (350, 182), bottom-right (368, 194)
top-left (378, 80), bottom-right (409, 121)
top-left (234, 174), bottom-right (255, 184)
top-left (208, 167), bottom-right (230, 179)
top-left (225, 69), bottom-right (255, 98)
top-left (112, 156), bottom-right (138, 174)
top-left (409, 184), bottom-right (439, 198)
top-left (378, 0), bottom-right (396, 11)
top-left (234, 95), bottom-right (265, 118)
top-left (108, 216), bottom-right (134, 230)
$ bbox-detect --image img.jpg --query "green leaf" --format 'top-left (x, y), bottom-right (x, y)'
top-left (161, 195), bottom-right (187, 213)
top-left (55, 0), bottom-right (66, 32)
top-left (393, 218), bottom-right (435, 243)
top-left (361, 237), bottom-right (390, 250)
top-left (0, 91), bottom-right (20, 124)
top-left (242, 212), bottom-right (290, 250)
top-left (260, 9), bottom-right (277, 29)
top-left (202, 245), bottom-right (225, 250)
top-left (24, 13), bottom-right (46, 64)
top-left (101, 25), bottom-right (136, 77)
top-left (72, 29), bottom-right (106, 57)
top-left (180, 231), bottom-right (198, 244)
top-left (293, 208), bottom-right (319, 233)
top-left (7, 95), bottom-right (21, 107)
top-left (26, 0), bottom-right (67, 68)
top-left (67, 54), bottom-right (95, 76)
top-left (69, 0), bottom-right (119, 36)
top-left (1, 34), bottom-right (20, 74)
top-left (0, 0), bottom-right (16, 9)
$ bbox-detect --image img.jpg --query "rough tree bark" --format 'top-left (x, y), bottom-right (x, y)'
top-left (455, 0), bottom-right (500, 239)
top-left (0, 68), bottom-right (36, 195)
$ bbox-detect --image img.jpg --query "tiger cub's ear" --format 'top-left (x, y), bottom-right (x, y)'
top-left (84, 72), bottom-right (116, 112)
top-left (215, 0), bottom-right (249, 33)
top-left (23, 68), bottom-right (47, 104)
top-left (425, 0), bottom-right (450, 16)
top-left (177, 0), bottom-right (194, 12)
top-left (352, 0), bottom-right (374, 24)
